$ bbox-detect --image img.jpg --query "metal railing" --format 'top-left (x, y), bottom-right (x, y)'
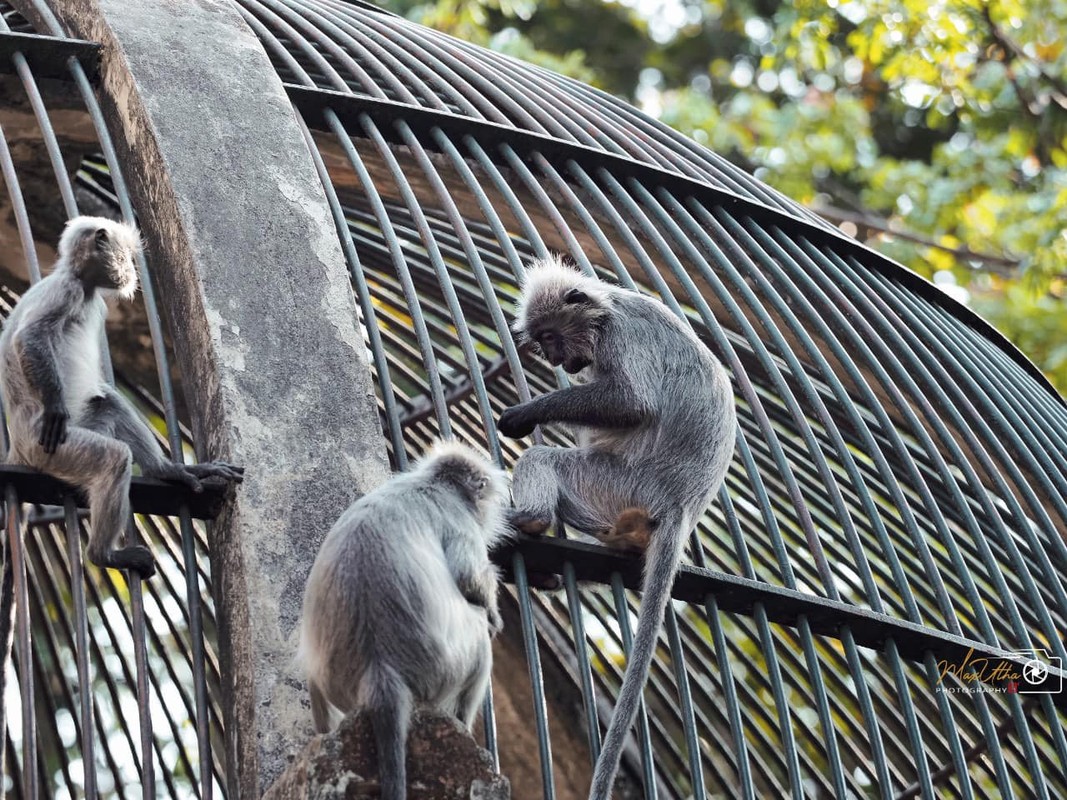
top-left (239, 1), bottom-right (1067, 797)
top-left (0, 0), bottom-right (1064, 798)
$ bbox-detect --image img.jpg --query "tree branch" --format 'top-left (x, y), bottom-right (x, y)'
top-left (813, 205), bottom-right (1022, 273)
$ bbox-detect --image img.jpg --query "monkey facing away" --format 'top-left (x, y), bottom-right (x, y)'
top-left (0, 216), bottom-right (243, 579)
top-left (298, 440), bottom-right (509, 800)
top-left (498, 257), bottom-right (736, 799)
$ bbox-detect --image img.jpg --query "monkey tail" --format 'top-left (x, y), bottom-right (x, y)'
top-left (364, 664), bottom-right (412, 800)
top-left (589, 510), bottom-right (686, 800)
top-left (0, 551), bottom-right (13, 778)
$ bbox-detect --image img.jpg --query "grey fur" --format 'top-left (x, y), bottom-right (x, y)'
top-left (298, 440), bottom-right (509, 800)
top-left (0, 216), bottom-right (243, 579)
top-left (499, 257), bottom-right (736, 800)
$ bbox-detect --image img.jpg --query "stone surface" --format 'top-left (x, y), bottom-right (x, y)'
top-left (21, 0), bottom-right (391, 794)
top-left (264, 711), bottom-right (511, 800)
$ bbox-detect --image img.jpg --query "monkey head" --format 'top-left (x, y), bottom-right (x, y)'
top-left (419, 440), bottom-right (509, 531)
top-left (57, 216), bottom-right (142, 299)
top-left (513, 256), bottom-right (612, 374)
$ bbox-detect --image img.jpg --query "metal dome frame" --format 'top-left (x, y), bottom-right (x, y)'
top-left (0, 0), bottom-right (1064, 797)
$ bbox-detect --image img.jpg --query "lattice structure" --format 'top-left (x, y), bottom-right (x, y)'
top-left (1, 0), bottom-right (1065, 798)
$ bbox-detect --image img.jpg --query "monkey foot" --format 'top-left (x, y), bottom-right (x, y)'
top-left (106, 546), bottom-right (157, 579)
top-left (598, 507), bottom-right (653, 553)
top-left (507, 509), bottom-right (552, 536)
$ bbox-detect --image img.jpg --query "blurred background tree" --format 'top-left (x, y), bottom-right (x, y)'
top-left (380, 0), bottom-right (1067, 391)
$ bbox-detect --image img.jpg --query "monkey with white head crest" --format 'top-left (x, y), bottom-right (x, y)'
top-left (0, 216), bottom-right (243, 578)
top-left (498, 256), bottom-right (736, 799)
top-left (299, 440), bottom-right (510, 800)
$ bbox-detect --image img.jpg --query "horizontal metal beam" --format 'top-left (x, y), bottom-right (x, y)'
top-left (495, 534), bottom-right (1067, 706)
top-left (285, 83), bottom-right (1061, 405)
top-left (0, 31), bottom-right (100, 82)
top-left (1, 464), bottom-right (232, 519)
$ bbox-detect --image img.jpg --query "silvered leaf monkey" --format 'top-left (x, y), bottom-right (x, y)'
top-left (299, 440), bottom-right (509, 800)
top-left (0, 216), bottom-right (243, 579)
top-left (499, 257), bottom-right (736, 799)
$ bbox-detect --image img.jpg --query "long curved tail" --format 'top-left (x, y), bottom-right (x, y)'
top-left (0, 554), bottom-right (13, 779)
top-left (589, 512), bottom-right (687, 799)
top-left (365, 665), bottom-right (412, 800)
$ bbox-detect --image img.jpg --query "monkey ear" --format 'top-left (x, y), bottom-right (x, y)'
top-left (94, 228), bottom-right (108, 247)
top-left (564, 288), bottom-right (589, 305)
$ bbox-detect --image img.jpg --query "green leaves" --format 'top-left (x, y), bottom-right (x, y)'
top-left (379, 0), bottom-right (1067, 391)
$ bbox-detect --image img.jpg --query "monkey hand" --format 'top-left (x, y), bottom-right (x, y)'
top-left (39, 404), bottom-right (69, 454)
top-left (498, 405), bottom-right (536, 438)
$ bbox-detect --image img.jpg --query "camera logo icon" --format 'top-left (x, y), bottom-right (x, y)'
top-left (1013, 649), bottom-right (1063, 694)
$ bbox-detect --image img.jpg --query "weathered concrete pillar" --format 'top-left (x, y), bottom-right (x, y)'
top-left (23, 0), bottom-right (390, 794)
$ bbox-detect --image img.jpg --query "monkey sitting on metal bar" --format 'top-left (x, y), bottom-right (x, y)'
top-left (499, 256), bottom-right (736, 800)
top-left (0, 216), bottom-right (243, 579)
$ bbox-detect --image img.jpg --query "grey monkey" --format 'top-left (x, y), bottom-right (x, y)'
top-left (0, 216), bottom-right (243, 579)
top-left (498, 257), bottom-right (736, 800)
top-left (298, 440), bottom-right (509, 800)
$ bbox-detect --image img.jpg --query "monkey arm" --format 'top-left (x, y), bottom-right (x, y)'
top-left (442, 533), bottom-right (503, 632)
top-left (456, 569), bottom-right (503, 634)
top-left (498, 382), bottom-right (652, 438)
top-left (14, 320), bottom-right (68, 453)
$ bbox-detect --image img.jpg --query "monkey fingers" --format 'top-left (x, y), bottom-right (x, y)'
top-left (39, 409), bottom-right (69, 454)
top-left (188, 460), bottom-right (244, 482)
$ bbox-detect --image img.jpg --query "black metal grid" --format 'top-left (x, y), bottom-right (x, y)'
top-left (0, 0), bottom-right (1065, 798)
top-left (0, 3), bottom-right (224, 797)
top-left (238, 1), bottom-right (1067, 798)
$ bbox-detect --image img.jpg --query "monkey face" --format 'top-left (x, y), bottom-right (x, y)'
top-left (528, 299), bottom-right (598, 374)
top-left (59, 217), bottom-right (141, 298)
top-left (515, 257), bottom-right (611, 373)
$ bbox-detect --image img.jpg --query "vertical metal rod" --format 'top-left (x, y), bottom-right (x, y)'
top-left (64, 498), bottom-right (97, 799)
top-left (512, 554), bottom-right (556, 800)
top-left (179, 513), bottom-right (211, 798)
top-left (128, 562), bottom-right (155, 799)
top-left (663, 610), bottom-right (705, 798)
top-left (5, 486), bottom-right (35, 800)
top-left (562, 562), bottom-right (601, 766)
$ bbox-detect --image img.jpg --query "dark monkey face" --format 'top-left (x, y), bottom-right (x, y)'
top-left (58, 217), bottom-right (141, 298)
top-left (528, 288), bottom-right (598, 374)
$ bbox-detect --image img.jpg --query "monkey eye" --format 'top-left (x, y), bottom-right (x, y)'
top-left (541, 331), bottom-right (557, 348)
top-left (475, 476), bottom-right (488, 494)
top-left (94, 228), bottom-right (108, 246)
top-left (564, 288), bottom-right (588, 305)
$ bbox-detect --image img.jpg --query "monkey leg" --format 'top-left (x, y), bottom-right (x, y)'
top-left (511, 446), bottom-right (630, 535)
top-left (29, 427), bottom-right (153, 578)
top-left (82, 389), bottom-right (243, 492)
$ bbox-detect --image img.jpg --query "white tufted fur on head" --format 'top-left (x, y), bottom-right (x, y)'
top-left (57, 216), bottom-right (142, 299)
top-left (512, 255), bottom-right (613, 338)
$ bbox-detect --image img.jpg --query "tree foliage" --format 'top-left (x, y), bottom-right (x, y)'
top-left (386, 0), bottom-right (1067, 391)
